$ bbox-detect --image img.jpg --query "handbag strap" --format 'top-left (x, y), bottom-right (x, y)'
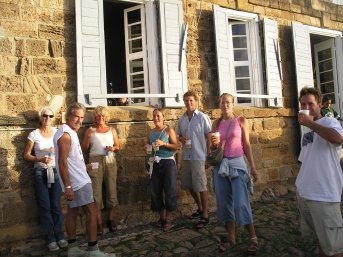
top-left (152, 126), bottom-right (167, 158)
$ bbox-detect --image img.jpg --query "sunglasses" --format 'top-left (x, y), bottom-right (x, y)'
top-left (42, 114), bottom-right (54, 118)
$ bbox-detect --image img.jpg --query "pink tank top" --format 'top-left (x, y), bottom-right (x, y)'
top-left (217, 117), bottom-right (244, 158)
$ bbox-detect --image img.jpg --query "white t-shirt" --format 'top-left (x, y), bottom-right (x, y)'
top-left (53, 124), bottom-right (91, 192)
top-left (28, 128), bottom-right (57, 168)
top-left (89, 127), bottom-right (114, 156)
top-left (296, 117), bottom-right (343, 202)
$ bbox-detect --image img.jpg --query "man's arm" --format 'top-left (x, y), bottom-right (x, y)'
top-left (299, 114), bottom-right (343, 145)
top-left (57, 132), bottom-right (74, 200)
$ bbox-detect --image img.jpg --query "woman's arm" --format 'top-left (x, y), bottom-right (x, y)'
top-left (110, 127), bottom-right (120, 152)
top-left (81, 127), bottom-right (93, 151)
top-left (23, 139), bottom-right (37, 162)
top-left (240, 117), bottom-right (258, 182)
top-left (163, 127), bottom-right (178, 151)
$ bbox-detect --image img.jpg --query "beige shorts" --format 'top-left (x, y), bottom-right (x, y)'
top-left (181, 160), bottom-right (207, 192)
top-left (89, 155), bottom-right (118, 210)
top-left (297, 193), bottom-right (343, 256)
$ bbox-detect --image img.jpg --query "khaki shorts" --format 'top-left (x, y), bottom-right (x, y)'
top-left (181, 160), bottom-right (207, 192)
top-left (297, 193), bottom-right (343, 256)
top-left (68, 183), bottom-right (94, 208)
top-left (89, 155), bottom-right (118, 210)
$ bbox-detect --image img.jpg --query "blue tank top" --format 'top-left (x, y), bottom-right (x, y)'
top-left (149, 128), bottom-right (174, 158)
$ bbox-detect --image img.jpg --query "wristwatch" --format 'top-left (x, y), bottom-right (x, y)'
top-left (65, 186), bottom-right (72, 189)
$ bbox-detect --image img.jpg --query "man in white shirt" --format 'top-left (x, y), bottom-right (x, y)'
top-left (297, 87), bottom-right (343, 257)
top-left (54, 103), bottom-right (115, 257)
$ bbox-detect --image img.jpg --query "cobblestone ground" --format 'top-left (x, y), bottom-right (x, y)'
top-left (3, 193), bottom-right (329, 257)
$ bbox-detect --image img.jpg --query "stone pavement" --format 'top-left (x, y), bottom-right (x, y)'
top-left (3, 193), bottom-right (326, 257)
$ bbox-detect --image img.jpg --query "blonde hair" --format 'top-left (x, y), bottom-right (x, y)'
top-left (38, 107), bottom-right (54, 126)
top-left (94, 106), bottom-right (110, 124)
top-left (219, 93), bottom-right (234, 105)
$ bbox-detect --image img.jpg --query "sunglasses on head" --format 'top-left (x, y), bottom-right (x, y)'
top-left (42, 114), bottom-right (54, 118)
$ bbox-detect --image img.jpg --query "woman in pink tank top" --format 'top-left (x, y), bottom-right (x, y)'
top-left (210, 93), bottom-right (259, 255)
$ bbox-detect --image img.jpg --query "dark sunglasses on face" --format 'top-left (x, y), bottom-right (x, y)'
top-left (42, 114), bottom-right (54, 118)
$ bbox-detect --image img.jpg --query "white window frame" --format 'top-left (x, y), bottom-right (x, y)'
top-left (213, 5), bottom-right (283, 108)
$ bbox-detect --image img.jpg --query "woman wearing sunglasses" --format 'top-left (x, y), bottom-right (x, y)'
top-left (23, 107), bottom-right (67, 252)
top-left (81, 106), bottom-right (120, 236)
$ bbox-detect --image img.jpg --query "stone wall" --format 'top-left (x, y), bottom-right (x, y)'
top-left (0, 0), bottom-right (342, 246)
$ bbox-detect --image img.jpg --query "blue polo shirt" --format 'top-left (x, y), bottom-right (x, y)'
top-left (176, 109), bottom-right (211, 161)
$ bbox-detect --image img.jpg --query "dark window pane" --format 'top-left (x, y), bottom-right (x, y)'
top-left (232, 37), bottom-right (247, 48)
top-left (318, 60), bottom-right (333, 71)
top-left (235, 66), bottom-right (249, 77)
top-left (129, 38), bottom-right (142, 53)
top-left (127, 9), bottom-right (141, 24)
top-left (320, 82), bottom-right (334, 94)
top-left (319, 71), bottom-right (333, 83)
top-left (236, 79), bottom-right (250, 90)
top-left (317, 48), bottom-right (332, 60)
top-left (234, 49), bottom-right (248, 61)
top-left (232, 24), bottom-right (246, 35)
top-left (128, 24), bottom-right (142, 39)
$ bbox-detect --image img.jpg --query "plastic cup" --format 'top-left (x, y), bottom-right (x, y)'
top-left (146, 144), bottom-right (152, 154)
top-left (212, 132), bottom-right (220, 144)
top-left (91, 162), bottom-right (99, 169)
top-left (153, 143), bottom-right (159, 151)
top-left (299, 109), bottom-right (309, 115)
top-left (185, 139), bottom-right (191, 149)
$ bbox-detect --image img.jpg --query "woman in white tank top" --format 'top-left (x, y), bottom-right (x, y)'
top-left (81, 106), bottom-right (120, 235)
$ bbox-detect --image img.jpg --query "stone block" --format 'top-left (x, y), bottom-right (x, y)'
top-left (265, 7), bottom-right (282, 18)
top-left (262, 159), bottom-right (274, 168)
top-left (15, 38), bottom-right (25, 57)
top-left (50, 76), bottom-right (65, 94)
top-left (19, 57), bottom-right (33, 76)
top-left (290, 3), bottom-right (301, 13)
top-left (1, 21), bottom-right (37, 38)
top-left (254, 108), bottom-right (276, 118)
top-left (122, 138), bottom-right (146, 156)
top-left (0, 2), bottom-right (20, 19)
top-left (6, 94), bottom-right (38, 114)
top-left (252, 120), bottom-right (263, 132)
top-left (294, 13), bottom-right (311, 24)
top-left (270, 1), bottom-right (278, 8)
top-left (279, 165), bottom-right (293, 179)
top-left (263, 118), bottom-right (280, 130)
top-left (253, 5), bottom-right (265, 14)
top-left (262, 145), bottom-right (281, 159)
top-left (0, 38), bottom-right (13, 55)
top-left (0, 75), bottom-right (21, 93)
top-left (123, 157), bottom-right (146, 176)
top-left (49, 40), bottom-right (63, 58)
top-left (242, 108), bottom-right (255, 118)
top-left (279, 2), bottom-right (290, 11)
top-left (126, 123), bottom-right (148, 139)
top-left (1, 56), bottom-right (19, 75)
top-left (26, 39), bottom-right (48, 57)
top-left (250, 132), bottom-right (258, 144)
top-left (32, 58), bottom-right (57, 74)
top-left (268, 168), bottom-right (279, 181)
top-left (20, 7), bottom-right (37, 22)
top-left (236, 0), bottom-right (254, 11)
top-left (38, 24), bottom-right (65, 41)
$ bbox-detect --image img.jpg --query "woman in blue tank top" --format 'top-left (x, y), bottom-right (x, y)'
top-left (145, 109), bottom-right (178, 232)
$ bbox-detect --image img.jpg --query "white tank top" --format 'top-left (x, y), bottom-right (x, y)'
top-left (89, 128), bottom-right (114, 156)
top-left (53, 124), bottom-right (91, 192)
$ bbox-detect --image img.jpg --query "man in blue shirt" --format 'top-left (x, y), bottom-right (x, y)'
top-left (176, 91), bottom-right (212, 228)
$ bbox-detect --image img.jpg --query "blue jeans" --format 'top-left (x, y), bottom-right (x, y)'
top-left (34, 167), bottom-right (64, 244)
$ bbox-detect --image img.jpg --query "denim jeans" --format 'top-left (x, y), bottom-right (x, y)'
top-left (34, 167), bottom-right (64, 244)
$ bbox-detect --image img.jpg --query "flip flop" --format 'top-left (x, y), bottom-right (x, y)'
top-left (189, 209), bottom-right (202, 220)
top-left (218, 242), bottom-right (235, 252)
top-left (247, 241), bottom-right (259, 255)
top-left (195, 216), bottom-right (209, 229)
top-left (156, 218), bottom-right (165, 229)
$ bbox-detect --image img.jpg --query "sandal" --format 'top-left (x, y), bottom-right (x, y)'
top-left (195, 216), bottom-right (209, 229)
top-left (163, 221), bottom-right (173, 232)
top-left (218, 242), bottom-right (235, 252)
top-left (189, 209), bottom-right (202, 220)
top-left (156, 218), bottom-right (165, 229)
top-left (247, 238), bottom-right (259, 255)
top-left (97, 223), bottom-right (103, 236)
top-left (106, 220), bottom-right (117, 232)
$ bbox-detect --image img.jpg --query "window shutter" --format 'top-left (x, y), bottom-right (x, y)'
top-left (263, 18), bottom-right (283, 107)
top-left (145, 0), bottom-right (161, 107)
top-left (292, 22), bottom-right (314, 96)
top-left (75, 0), bottom-right (107, 107)
top-left (159, 0), bottom-right (188, 107)
top-left (213, 5), bottom-right (233, 96)
top-left (335, 36), bottom-right (343, 114)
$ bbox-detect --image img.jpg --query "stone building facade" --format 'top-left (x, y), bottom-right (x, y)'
top-left (0, 0), bottom-right (342, 246)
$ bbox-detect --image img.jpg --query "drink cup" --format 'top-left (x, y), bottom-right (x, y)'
top-left (212, 132), bottom-right (220, 144)
top-left (185, 139), bottom-right (192, 149)
top-left (153, 142), bottom-right (159, 151)
top-left (146, 144), bottom-right (152, 154)
top-left (91, 162), bottom-right (99, 169)
top-left (299, 109), bottom-right (309, 115)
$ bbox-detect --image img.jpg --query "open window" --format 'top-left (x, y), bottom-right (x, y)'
top-left (292, 22), bottom-right (343, 115)
top-left (75, 0), bottom-right (188, 108)
top-left (213, 5), bottom-right (283, 107)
